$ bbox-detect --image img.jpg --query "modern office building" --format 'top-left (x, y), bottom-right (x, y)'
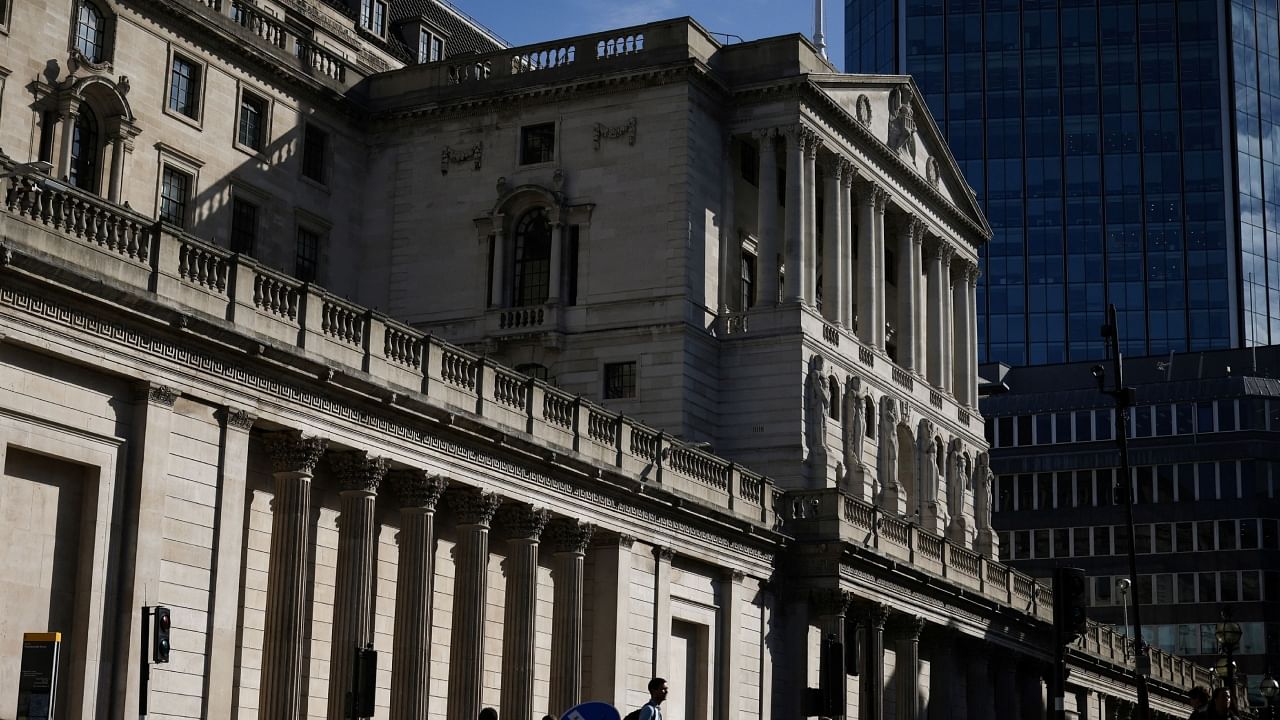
top-left (982, 346), bottom-right (1280, 700)
top-left (847, 0), bottom-right (1280, 366)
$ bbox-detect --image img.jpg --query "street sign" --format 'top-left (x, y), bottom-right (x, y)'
top-left (15, 632), bottom-right (61, 720)
top-left (561, 701), bottom-right (622, 720)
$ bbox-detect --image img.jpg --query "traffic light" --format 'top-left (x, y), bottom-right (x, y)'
top-left (152, 606), bottom-right (171, 663)
top-left (352, 645), bottom-right (377, 718)
top-left (1053, 567), bottom-right (1088, 643)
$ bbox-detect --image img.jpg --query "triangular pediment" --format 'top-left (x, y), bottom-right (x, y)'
top-left (811, 75), bottom-right (990, 239)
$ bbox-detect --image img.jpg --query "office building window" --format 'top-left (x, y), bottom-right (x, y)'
top-left (168, 54), bottom-right (201, 118)
top-left (69, 103), bottom-right (100, 192)
top-left (238, 91), bottom-right (268, 151)
top-left (419, 31), bottom-right (444, 63)
top-left (159, 166), bottom-right (191, 227)
top-left (230, 197), bottom-right (258, 255)
top-left (360, 0), bottom-right (387, 34)
top-left (302, 124), bottom-right (328, 183)
top-left (74, 0), bottom-right (107, 62)
top-left (520, 123), bottom-right (556, 164)
top-left (512, 207), bottom-right (551, 307)
top-left (603, 361), bottom-right (636, 399)
top-left (295, 225), bottom-right (321, 282)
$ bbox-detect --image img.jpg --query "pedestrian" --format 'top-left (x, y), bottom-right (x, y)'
top-left (480, 707), bottom-right (498, 720)
top-left (627, 678), bottom-right (668, 720)
top-left (1187, 686), bottom-right (1210, 720)
top-left (1208, 687), bottom-right (1238, 720)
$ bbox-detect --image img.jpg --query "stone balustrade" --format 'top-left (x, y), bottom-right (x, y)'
top-left (0, 161), bottom-right (775, 529)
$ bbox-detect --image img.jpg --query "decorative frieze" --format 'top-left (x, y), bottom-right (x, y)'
top-left (593, 117), bottom-right (637, 149)
top-left (441, 142), bottom-right (482, 174)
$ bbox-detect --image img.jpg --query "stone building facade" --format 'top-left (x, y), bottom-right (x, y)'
top-left (0, 2), bottom-right (1209, 720)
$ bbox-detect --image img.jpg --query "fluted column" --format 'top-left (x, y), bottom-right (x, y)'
top-left (548, 220), bottom-right (564, 305)
top-left (491, 213), bottom-right (506, 306)
top-left (856, 184), bottom-right (878, 344)
top-left (861, 602), bottom-right (889, 720)
top-left (951, 261), bottom-right (970, 401)
top-left (872, 187), bottom-right (889, 348)
top-left (803, 133), bottom-right (822, 306)
top-left (993, 651), bottom-right (1018, 720)
top-left (389, 470), bottom-right (448, 720)
top-left (814, 589), bottom-right (853, 718)
top-left (967, 266), bottom-right (980, 407)
top-left (898, 217), bottom-right (923, 371)
top-left (892, 615), bottom-right (924, 720)
top-left (939, 247), bottom-right (954, 393)
top-left (549, 519), bottom-right (595, 715)
top-left (822, 159), bottom-right (845, 323)
top-left (924, 239), bottom-right (946, 388)
top-left (500, 505), bottom-right (551, 720)
top-left (447, 488), bottom-right (502, 720)
top-left (839, 162), bottom-right (856, 328)
top-left (965, 641), bottom-right (995, 720)
top-left (327, 451), bottom-right (389, 720)
top-left (755, 128), bottom-right (781, 306)
top-left (925, 630), bottom-right (956, 720)
top-left (260, 431), bottom-right (328, 720)
top-left (720, 134), bottom-right (737, 314)
top-left (57, 103), bottom-right (80, 181)
top-left (784, 126), bottom-right (808, 303)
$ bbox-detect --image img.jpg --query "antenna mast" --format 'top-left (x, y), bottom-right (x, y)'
top-left (814, 0), bottom-right (827, 58)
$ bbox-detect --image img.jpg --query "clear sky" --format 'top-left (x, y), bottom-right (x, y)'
top-left (448, 0), bottom-right (844, 71)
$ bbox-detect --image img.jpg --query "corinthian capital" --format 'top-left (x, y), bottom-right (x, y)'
top-left (751, 127), bottom-right (777, 144)
top-left (872, 185), bottom-right (890, 214)
top-left (329, 450), bottom-right (389, 494)
top-left (264, 431), bottom-right (328, 475)
top-left (840, 159), bottom-right (857, 187)
top-left (448, 487), bottom-right (502, 527)
top-left (811, 587), bottom-right (854, 617)
top-left (144, 383), bottom-right (179, 408)
top-left (547, 518), bottom-right (595, 554)
top-left (908, 216), bottom-right (925, 245)
top-left (387, 469), bottom-right (447, 510)
top-left (498, 504), bottom-right (551, 541)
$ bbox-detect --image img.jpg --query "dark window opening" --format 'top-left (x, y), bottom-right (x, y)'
top-left (603, 361), bottom-right (636, 399)
top-left (302, 124), bottom-right (328, 183)
top-left (741, 252), bottom-right (757, 310)
top-left (295, 226), bottom-right (320, 282)
top-left (566, 225), bottom-right (580, 306)
top-left (238, 92), bottom-right (267, 150)
top-left (520, 123), bottom-right (555, 165)
top-left (513, 208), bottom-right (552, 306)
top-left (230, 197), bottom-right (258, 255)
top-left (740, 142), bottom-right (758, 186)
top-left (516, 363), bottom-right (550, 382)
top-left (168, 55), bottom-right (201, 118)
top-left (69, 103), bottom-right (99, 192)
top-left (159, 165), bottom-right (190, 227)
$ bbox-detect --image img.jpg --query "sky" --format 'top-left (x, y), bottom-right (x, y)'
top-left (448, 0), bottom-right (844, 71)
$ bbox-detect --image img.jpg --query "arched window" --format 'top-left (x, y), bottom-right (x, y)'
top-left (863, 396), bottom-right (875, 439)
top-left (74, 1), bottom-right (106, 62)
top-left (827, 376), bottom-right (840, 420)
top-left (69, 103), bottom-right (100, 192)
top-left (512, 207), bottom-right (552, 307)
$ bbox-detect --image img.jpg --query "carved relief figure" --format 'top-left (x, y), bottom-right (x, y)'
top-left (886, 93), bottom-right (918, 165)
top-left (973, 451), bottom-right (993, 530)
top-left (946, 438), bottom-right (965, 521)
top-left (915, 418), bottom-right (936, 516)
top-left (842, 376), bottom-right (865, 475)
top-left (806, 355), bottom-right (830, 461)
top-left (876, 395), bottom-right (899, 497)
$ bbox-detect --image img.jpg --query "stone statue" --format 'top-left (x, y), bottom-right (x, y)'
top-left (973, 451), bottom-right (993, 531)
top-left (946, 438), bottom-right (965, 521)
top-left (806, 355), bottom-right (830, 463)
top-left (887, 94), bottom-right (918, 165)
top-left (876, 395), bottom-right (899, 504)
top-left (915, 418), bottom-right (936, 517)
top-left (842, 376), bottom-right (864, 475)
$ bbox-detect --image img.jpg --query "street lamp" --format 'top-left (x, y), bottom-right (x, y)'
top-left (1217, 609), bottom-right (1243, 712)
top-left (1095, 304), bottom-right (1150, 719)
top-left (1260, 673), bottom-right (1277, 720)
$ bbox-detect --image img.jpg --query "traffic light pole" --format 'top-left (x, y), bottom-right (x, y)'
top-left (1100, 304), bottom-right (1151, 720)
top-left (140, 606), bottom-right (151, 719)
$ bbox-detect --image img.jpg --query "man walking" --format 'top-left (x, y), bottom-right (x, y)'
top-left (637, 678), bottom-right (669, 720)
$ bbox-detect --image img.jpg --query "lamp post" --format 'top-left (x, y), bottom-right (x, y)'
top-left (1261, 673), bottom-right (1277, 720)
top-left (1216, 609), bottom-right (1243, 713)
top-left (1094, 303), bottom-right (1149, 719)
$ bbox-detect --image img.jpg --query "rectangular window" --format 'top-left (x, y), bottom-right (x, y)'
top-left (997, 416), bottom-right (1013, 448)
top-left (1035, 413), bottom-right (1052, 444)
top-left (740, 142), bottom-right (759, 185)
top-left (1196, 400), bottom-right (1215, 433)
top-left (1017, 415), bottom-right (1032, 446)
top-left (740, 252), bottom-right (756, 310)
top-left (1175, 522), bottom-right (1193, 552)
top-left (1054, 412), bottom-right (1072, 443)
top-left (1095, 408), bottom-right (1113, 440)
top-left (1055, 472), bottom-right (1072, 509)
top-left (1033, 529), bottom-right (1050, 558)
top-left (520, 123), bottom-right (556, 165)
top-left (1072, 527), bottom-right (1090, 556)
top-left (1016, 473), bottom-right (1033, 511)
top-left (1156, 465), bottom-right (1174, 503)
top-left (159, 165), bottom-right (190, 227)
top-left (1217, 520), bottom-right (1237, 550)
top-left (1220, 571), bottom-right (1238, 602)
top-left (1053, 528), bottom-right (1070, 557)
top-left (1134, 524), bottom-right (1151, 554)
top-left (1093, 576), bottom-right (1112, 606)
top-left (432, 36), bottom-right (444, 62)
top-left (1035, 473), bottom-right (1053, 510)
top-left (168, 54), bottom-right (201, 118)
top-left (1093, 526), bottom-right (1112, 556)
top-left (372, 0), bottom-right (386, 35)
top-left (1154, 523), bottom-right (1172, 553)
top-left (1196, 521), bottom-right (1215, 551)
top-left (1074, 411), bottom-right (1092, 442)
top-left (1240, 519), bottom-right (1258, 549)
top-left (1177, 574), bottom-right (1196, 604)
top-left (1176, 463), bottom-right (1195, 501)
top-left (1155, 404), bottom-right (1172, 436)
top-left (302, 124), bottom-right (328, 183)
top-left (603, 361), bottom-right (637, 399)
top-left (1074, 469), bottom-right (1093, 507)
top-left (295, 225), bottom-right (320, 282)
top-left (1175, 403), bottom-right (1195, 434)
top-left (1013, 529), bottom-right (1030, 559)
top-left (230, 197), bottom-right (258, 255)
top-left (1196, 462), bottom-right (1217, 500)
top-left (1242, 571), bottom-right (1260, 602)
top-left (238, 91), bottom-right (268, 151)
top-left (1217, 399), bottom-right (1236, 431)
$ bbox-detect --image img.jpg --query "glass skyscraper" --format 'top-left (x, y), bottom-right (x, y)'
top-left (847, 0), bottom-right (1280, 365)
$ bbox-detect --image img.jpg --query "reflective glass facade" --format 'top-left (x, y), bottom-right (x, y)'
top-left (848, 0), bottom-right (1280, 365)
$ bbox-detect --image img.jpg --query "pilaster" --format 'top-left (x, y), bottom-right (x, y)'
top-left (589, 534), bottom-right (635, 703)
top-left (446, 487), bottom-right (502, 720)
top-left (822, 159), bottom-right (846, 324)
top-left (803, 131), bottom-right (822, 306)
top-left (891, 615), bottom-right (925, 720)
top-left (652, 545), bottom-right (675, 676)
top-left (860, 602), bottom-right (889, 720)
top-left (755, 128), bottom-right (781, 306)
top-left (389, 470), bottom-right (448, 720)
top-left (783, 126), bottom-right (807, 303)
top-left (260, 431), bottom-right (328, 720)
top-left (719, 570), bottom-right (748, 720)
top-left (814, 589), bottom-right (854, 719)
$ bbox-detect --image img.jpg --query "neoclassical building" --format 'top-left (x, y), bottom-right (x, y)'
top-left (0, 2), bottom-right (1207, 720)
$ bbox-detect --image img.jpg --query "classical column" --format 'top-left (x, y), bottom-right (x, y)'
top-left (783, 126), bottom-right (807, 303)
top-left (951, 261), bottom-right (970, 402)
top-left (856, 183), bottom-right (879, 345)
top-left (755, 128), bottom-right (781, 306)
top-left (992, 651), bottom-right (1018, 720)
top-left (719, 570), bottom-right (747, 720)
top-left (720, 134), bottom-right (738, 314)
top-left (548, 219), bottom-right (565, 305)
top-left (924, 239), bottom-right (946, 388)
top-left (804, 133), bottom-right (822, 306)
top-left (925, 630), bottom-right (955, 720)
top-left (814, 589), bottom-right (853, 718)
top-left (822, 159), bottom-right (845, 324)
top-left (839, 162), bottom-right (856, 328)
top-left (388, 470), bottom-right (448, 720)
top-left (500, 505), bottom-right (551, 720)
top-left (860, 602), bottom-right (889, 720)
top-left (939, 247), bottom-right (954, 393)
top-left (967, 266), bottom-right (981, 407)
top-left (892, 615), bottom-right (924, 720)
top-left (964, 641), bottom-right (995, 720)
top-left (113, 384), bottom-right (179, 720)
top-left (1019, 663), bottom-right (1047, 720)
top-left (550, 519), bottom-right (595, 715)
top-left (260, 431), bottom-right (328, 720)
top-left (446, 488), bottom-right (502, 720)
top-left (326, 451), bottom-right (389, 720)
top-left (588, 534), bottom-right (635, 703)
top-left (490, 213), bottom-right (506, 306)
top-left (872, 187), bottom-right (889, 348)
top-left (652, 546), bottom-right (675, 674)
top-left (56, 103), bottom-right (80, 181)
top-left (205, 409), bottom-right (256, 720)
top-left (897, 217), bottom-right (923, 371)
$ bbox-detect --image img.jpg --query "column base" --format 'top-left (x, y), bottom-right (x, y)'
top-left (976, 528), bottom-right (999, 559)
top-left (946, 516), bottom-right (970, 547)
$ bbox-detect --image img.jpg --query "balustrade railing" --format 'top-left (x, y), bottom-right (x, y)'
top-left (542, 388), bottom-right (574, 429)
top-left (492, 368), bottom-right (527, 410)
top-left (178, 239), bottom-right (231, 294)
top-left (230, 0), bottom-right (286, 48)
top-left (297, 40), bottom-right (347, 82)
top-left (383, 322), bottom-right (424, 369)
top-left (891, 365), bottom-right (914, 391)
top-left (321, 297), bottom-right (366, 347)
top-left (5, 175), bottom-right (153, 263)
top-left (253, 268), bottom-right (301, 322)
top-left (587, 408), bottom-right (620, 445)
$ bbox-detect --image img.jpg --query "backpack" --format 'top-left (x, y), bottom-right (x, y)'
top-left (623, 710), bottom-right (643, 720)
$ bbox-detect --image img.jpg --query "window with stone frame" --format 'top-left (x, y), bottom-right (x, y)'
top-left (418, 30), bottom-right (444, 63)
top-left (740, 251), bottom-right (757, 310)
top-left (603, 361), bottom-right (637, 400)
top-left (295, 225), bottom-right (322, 282)
top-left (159, 165), bottom-right (191, 227)
top-left (168, 53), bottom-right (202, 119)
top-left (519, 123), bottom-right (556, 164)
top-left (68, 103), bottom-right (101, 192)
top-left (230, 196), bottom-right (259, 255)
top-left (73, 0), bottom-right (109, 63)
top-left (301, 123), bottom-right (328, 184)
top-left (359, 0), bottom-right (387, 35)
top-left (237, 90), bottom-right (268, 151)
top-left (512, 207), bottom-right (551, 306)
